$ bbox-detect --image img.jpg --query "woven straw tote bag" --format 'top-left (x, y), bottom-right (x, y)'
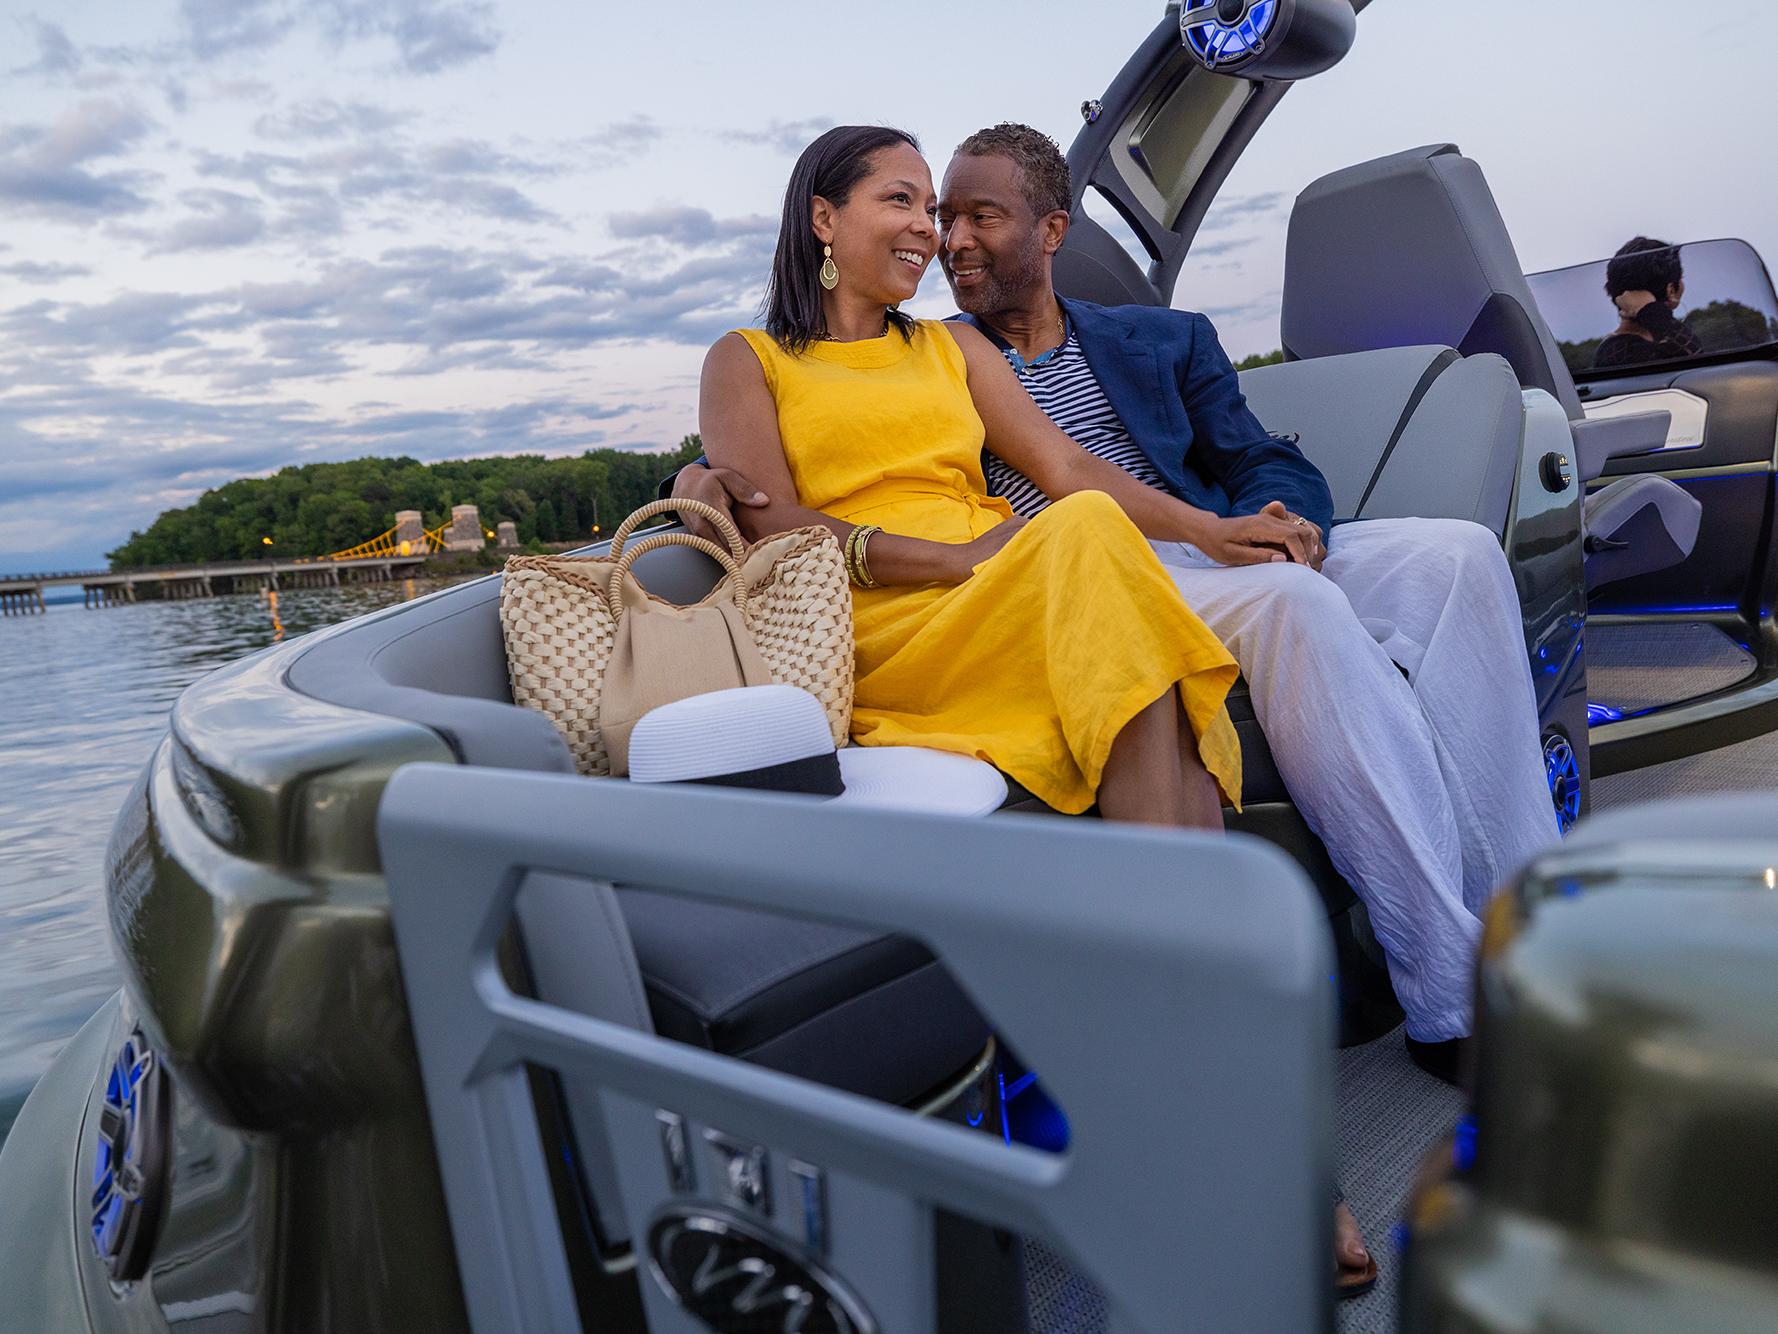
top-left (500, 498), bottom-right (853, 777)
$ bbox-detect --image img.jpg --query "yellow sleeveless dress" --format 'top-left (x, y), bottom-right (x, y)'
top-left (735, 320), bottom-right (1241, 814)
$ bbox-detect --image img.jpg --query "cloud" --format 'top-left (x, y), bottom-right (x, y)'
top-left (174, 0), bottom-right (501, 73)
top-left (607, 205), bottom-right (774, 248)
top-left (253, 98), bottom-right (412, 141)
top-left (578, 116), bottom-right (664, 170)
top-left (0, 98), bottom-right (157, 219)
top-left (0, 260), bottom-right (92, 283)
top-left (179, 0), bottom-right (298, 59)
top-left (720, 118), bottom-right (835, 155)
top-left (1198, 289), bottom-right (1284, 326)
top-left (10, 18), bottom-right (83, 78)
top-left (152, 188), bottom-right (267, 251)
top-left (196, 130), bottom-right (560, 227)
top-left (0, 198), bottom-right (773, 566)
top-left (374, 1), bottom-right (500, 74)
top-left (1188, 233), bottom-right (1259, 258)
top-left (1199, 190), bottom-right (1288, 231)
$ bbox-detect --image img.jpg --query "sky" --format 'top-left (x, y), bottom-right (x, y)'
top-left (2, 0), bottom-right (1775, 572)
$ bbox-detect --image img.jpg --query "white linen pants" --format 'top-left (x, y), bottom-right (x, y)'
top-left (1154, 518), bottom-right (1560, 1041)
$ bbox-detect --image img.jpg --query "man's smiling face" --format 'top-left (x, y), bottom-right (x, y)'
top-left (938, 153), bottom-right (1051, 317)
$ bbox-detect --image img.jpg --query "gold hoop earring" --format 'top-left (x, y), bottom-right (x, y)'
top-left (819, 244), bottom-right (839, 291)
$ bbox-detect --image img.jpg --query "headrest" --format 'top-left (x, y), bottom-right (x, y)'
top-left (1282, 144), bottom-right (1582, 418)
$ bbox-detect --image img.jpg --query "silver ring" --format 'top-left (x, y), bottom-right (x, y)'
top-left (1292, 516), bottom-right (1307, 526)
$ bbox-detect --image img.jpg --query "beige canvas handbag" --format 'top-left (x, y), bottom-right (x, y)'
top-left (500, 498), bottom-right (853, 776)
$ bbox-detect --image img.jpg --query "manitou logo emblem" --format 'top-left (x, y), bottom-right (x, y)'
top-left (647, 1209), bottom-right (876, 1334)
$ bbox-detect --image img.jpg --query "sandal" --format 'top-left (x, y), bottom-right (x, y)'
top-left (1333, 1184), bottom-right (1379, 1301)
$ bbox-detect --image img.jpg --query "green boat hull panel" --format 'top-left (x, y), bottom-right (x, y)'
top-left (1403, 793), bottom-right (1778, 1330)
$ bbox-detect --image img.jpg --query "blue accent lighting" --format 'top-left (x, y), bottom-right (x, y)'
top-left (91, 1034), bottom-right (154, 1264)
top-left (1182, 0), bottom-right (1279, 69)
top-left (1586, 701), bottom-right (1624, 725)
top-left (1543, 733), bottom-right (1582, 834)
top-left (1453, 1115), bottom-right (1478, 1173)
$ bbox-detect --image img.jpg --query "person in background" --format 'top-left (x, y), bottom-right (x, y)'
top-left (1595, 236), bottom-right (1702, 368)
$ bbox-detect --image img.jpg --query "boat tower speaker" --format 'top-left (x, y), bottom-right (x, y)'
top-left (1176, 0), bottom-right (1356, 81)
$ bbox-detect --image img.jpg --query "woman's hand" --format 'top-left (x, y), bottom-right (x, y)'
top-left (669, 463), bottom-right (769, 541)
top-left (950, 517), bottom-right (1028, 580)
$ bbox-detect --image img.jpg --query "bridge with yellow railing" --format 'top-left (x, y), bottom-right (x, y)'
top-left (0, 506), bottom-right (512, 615)
top-left (300, 519), bottom-right (452, 563)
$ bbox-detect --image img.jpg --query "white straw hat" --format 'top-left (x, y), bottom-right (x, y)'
top-left (627, 685), bottom-right (1006, 818)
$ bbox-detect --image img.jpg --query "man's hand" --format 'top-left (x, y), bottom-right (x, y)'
top-left (1258, 499), bottom-right (1325, 570)
top-left (1195, 504), bottom-right (1322, 569)
top-left (669, 463), bottom-right (768, 541)
top-left (1614, 288), bottom-right (1658, 321)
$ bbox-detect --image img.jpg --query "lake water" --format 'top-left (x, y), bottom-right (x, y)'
top-left (0, 577), bottom-right (471, 1145)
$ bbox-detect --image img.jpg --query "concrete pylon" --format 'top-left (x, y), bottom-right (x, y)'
top-left (394, 510), bottom-right (425, 556)
top-left (495, 521), bottom-right (518, 548)
top-left (445, 504), bottom-right (485, 552)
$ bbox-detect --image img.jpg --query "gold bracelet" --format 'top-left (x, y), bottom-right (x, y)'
top-left (854, 525), bottom-right (882, 589)
top-left (845, 524), bottom-right (882, 590)
top-left (839, 522), bottom-right (860, 583)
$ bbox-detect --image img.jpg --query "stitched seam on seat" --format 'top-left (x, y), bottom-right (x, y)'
top-left (693, 935), bottom-right (896, 1018)
top-left (1356, 349), bottom-right (1461, 517)
top-left (733, 961), bottom-right (978, 1058)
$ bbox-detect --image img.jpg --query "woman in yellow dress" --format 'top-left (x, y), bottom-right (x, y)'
top-left (700, 125), bottom-right (1249, 828)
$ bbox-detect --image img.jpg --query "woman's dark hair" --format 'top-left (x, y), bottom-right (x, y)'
top-left (1605, 236), bottom-right (1684, 301)
top-left (763, 125), bottom-right (921, 353)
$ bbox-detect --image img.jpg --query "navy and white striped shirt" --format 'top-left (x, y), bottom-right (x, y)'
top-left (983, 329), bottom-right (1166, 518)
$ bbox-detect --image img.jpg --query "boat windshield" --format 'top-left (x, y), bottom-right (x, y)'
top-left (1526, 237), bottom-right (1778, 379)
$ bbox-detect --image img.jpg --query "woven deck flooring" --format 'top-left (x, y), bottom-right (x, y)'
top-left (1587, 621), bottom-right (1753, 713)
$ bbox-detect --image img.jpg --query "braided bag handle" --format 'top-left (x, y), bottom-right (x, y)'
top-left (609, 498), bottom-right (745, 561)
top-left (607, 532), bottom-right (747, 622)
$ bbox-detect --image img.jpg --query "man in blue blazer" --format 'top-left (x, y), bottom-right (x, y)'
top-left (671, 124), bottom-right (1557, 1084)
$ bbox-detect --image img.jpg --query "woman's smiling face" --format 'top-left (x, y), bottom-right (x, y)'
top-left (816, 142), bottom-right (938, 308)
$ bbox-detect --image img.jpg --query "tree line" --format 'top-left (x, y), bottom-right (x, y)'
top-left (107, 437), bottom-right (706, 568)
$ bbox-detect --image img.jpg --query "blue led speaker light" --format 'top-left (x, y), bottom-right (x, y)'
top-left (1543, 733), bottom-right (1583, 834)
top-left (90, 1029), bottom-right (171, 1282)
top-left (1179, 0), bottom-right (1281, 71)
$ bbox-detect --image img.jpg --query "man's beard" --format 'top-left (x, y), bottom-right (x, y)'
top-left (948, 238), bottom-right (1047, 316)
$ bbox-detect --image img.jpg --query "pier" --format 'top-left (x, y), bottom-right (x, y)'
top-left (0, 555), bottom-right (428, 615)
top-left (0, 506), bottom-right (492, 616)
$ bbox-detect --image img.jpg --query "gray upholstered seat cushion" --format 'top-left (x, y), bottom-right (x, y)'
top-left (618, 888), bottom-right (989, 1104)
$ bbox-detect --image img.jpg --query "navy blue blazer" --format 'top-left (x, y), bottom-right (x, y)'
top-left (955, 299), bottom-right (1334, 537)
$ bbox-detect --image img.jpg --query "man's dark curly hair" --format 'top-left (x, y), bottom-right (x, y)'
top-left (954, 122), bottom-right (1072, 218)
top-left (1605, 236), bottom-right (1684, 300)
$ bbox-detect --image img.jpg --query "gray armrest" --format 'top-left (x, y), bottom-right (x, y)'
top-left (1571, 410), bottom-right (1672, 482)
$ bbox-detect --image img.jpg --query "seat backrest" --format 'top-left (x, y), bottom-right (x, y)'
top-left (1240, 345), bottom-right (1524, 534)
top-left (1282, 144), bottom-right (1583, 420)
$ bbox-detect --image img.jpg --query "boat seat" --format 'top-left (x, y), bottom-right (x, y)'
top-left (287, 580), bottom-right (991, 1107)
top-left (1282, 142), bottom-right (1699, 589)
top-left (616, 889), bottom-right (988, 1103)
top-left (1238, 344), bottom-right (1523, 535)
